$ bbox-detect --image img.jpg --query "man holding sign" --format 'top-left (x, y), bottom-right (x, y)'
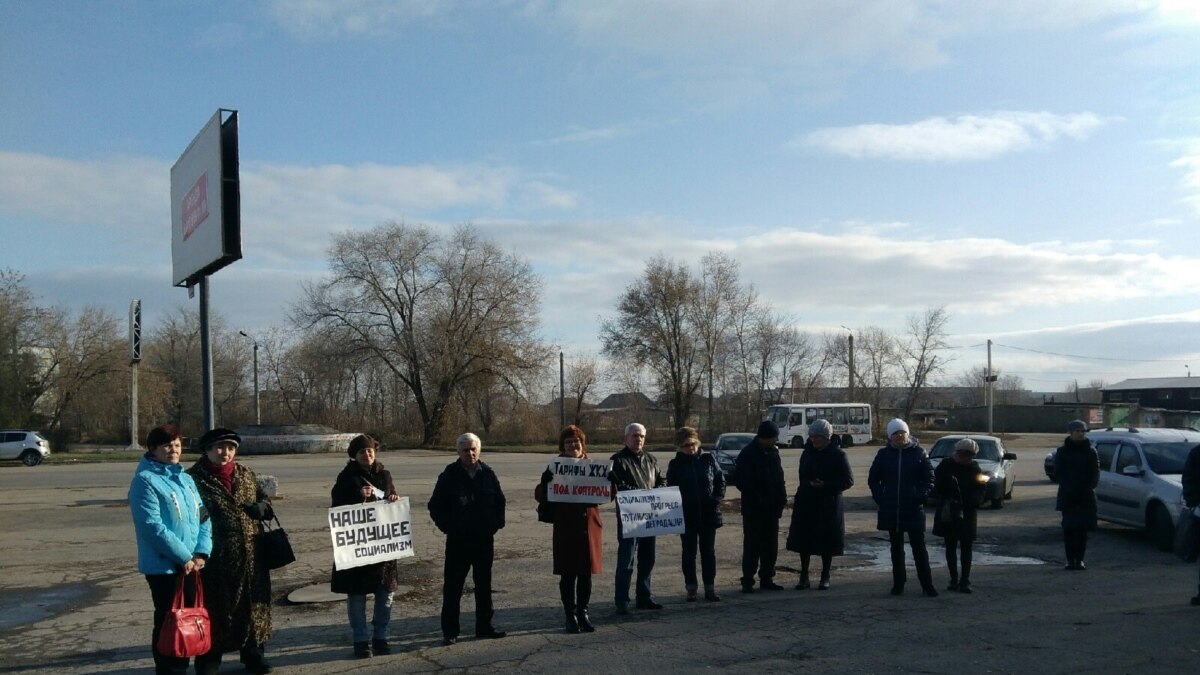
top-left (609, 422), bottom-right (666, 614)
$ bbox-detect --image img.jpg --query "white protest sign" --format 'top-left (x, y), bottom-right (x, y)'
top-left (616, 487), bottom-right (685, 538)
top-left (328, 497), bottom-right (415, 570)
top-left (547, 457), bottom-right (612, 504)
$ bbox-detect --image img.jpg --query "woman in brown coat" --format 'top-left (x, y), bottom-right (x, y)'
top-left (536, 425), bottom-right (603, 633)
top-left (187, 428), bottom-right (273, 674)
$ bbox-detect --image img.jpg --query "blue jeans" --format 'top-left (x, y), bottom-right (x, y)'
top-left (614, 535), bottom-right (656, 605)
top-left (346, 588), bottom-right (394, 643)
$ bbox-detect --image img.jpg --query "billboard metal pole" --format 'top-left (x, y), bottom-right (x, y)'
top-left (200, 277), bottom-right (214, 431)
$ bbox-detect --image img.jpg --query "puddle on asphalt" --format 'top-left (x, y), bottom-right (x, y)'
top-left (0, 584), bottom-right (98, 630)
top-left (843, 539), bottom-right (1045, 571)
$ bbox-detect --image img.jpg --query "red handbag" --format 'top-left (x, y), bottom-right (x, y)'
top-left (156, 572), bottom-right (212, 658)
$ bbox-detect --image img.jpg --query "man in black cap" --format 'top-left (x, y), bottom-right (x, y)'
top-left (735, 420), bottom-right (788, 592)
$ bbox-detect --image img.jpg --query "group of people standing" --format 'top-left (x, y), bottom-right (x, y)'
top-left (130, 414), bottom-right (1200, 672)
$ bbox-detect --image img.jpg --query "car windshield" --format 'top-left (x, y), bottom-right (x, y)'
top-left (716, 435), bottom-right (753, 451)
top-left (930, 439), bottom-right (1001, 462)
top-left (1141, 442), bottom-right (1196, 474)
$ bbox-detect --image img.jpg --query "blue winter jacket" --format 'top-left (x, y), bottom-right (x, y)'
top-left (867, 441), bottom-right (934, 532)
top-left (128, 454), bottom-right (213, 574)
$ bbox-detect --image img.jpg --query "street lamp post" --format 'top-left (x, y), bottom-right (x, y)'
top-left (239, 330), bottom-right (261, 426)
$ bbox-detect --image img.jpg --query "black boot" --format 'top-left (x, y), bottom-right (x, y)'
top-left (353, 641), bottom-right (371, 658)
top-left (576, 574), bottom-right (595, 632)
top-left (560, 576), bottom-right (580, 634)
top-left (240, 643), bottom-right (273, 674)
top-left (372, 639), bottom-right (391, 656)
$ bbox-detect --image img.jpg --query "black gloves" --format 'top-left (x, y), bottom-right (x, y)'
top-left (243, 500), bottom-right (274, 521)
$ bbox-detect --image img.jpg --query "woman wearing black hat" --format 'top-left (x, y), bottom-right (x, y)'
top-left (331, 434), bottom-right (400, 658)
top-left (187, 428), bottom-right (275, 674)
top-left (1055, 420), bottom-right (1099, 570)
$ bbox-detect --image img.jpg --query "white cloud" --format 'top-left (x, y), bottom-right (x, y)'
top-left (796, 111), bottom-right (1111, 162)
top-left (0, 151), bottom-right (578, 264)
top-left (265, 0), bottom-right (456, 38)
top-left (0, 151), bottom-right (168, 228)
top-left (1168, 138), bottom-right (1200, 216)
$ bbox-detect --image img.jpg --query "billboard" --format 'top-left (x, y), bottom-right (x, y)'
top-left (170, 109), bottom-right (242, 286)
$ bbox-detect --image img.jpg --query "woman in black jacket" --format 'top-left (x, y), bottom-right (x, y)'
top-left (1055, 420), bottom-right (1099, 571)
top-left (785, 419), bottom-right (853, 591)
top-left (666, 427), bottom-right (726, 602)
top-left (931, 438), bottom-right (986, 593)
top-left (330, 434), bottom-right (400, 659)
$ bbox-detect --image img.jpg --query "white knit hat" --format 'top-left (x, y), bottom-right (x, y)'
top-left (886, 418), bottom-right (910, 437)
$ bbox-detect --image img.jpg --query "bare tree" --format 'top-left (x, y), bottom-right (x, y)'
top-left (689, 252), bottom-right (748, 435)
top-left (295, 223), bottom-right (548, 445)
top-left (564, 354), bottom-right (600, 427)
top-left (0, 270), bottom-right (51, 428)
top-left (898, 307), bottom-right (952, 420)
top-left (39, 306), bottom-right (125, 434)
top-left (600, 255), bottom-right (703, 429)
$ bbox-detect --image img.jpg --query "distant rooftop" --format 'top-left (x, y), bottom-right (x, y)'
top-left (1104, 377), bottom-right (1199, 390)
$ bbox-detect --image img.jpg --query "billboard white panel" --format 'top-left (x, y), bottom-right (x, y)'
top-left (170, 110), bottom-right (241, 286)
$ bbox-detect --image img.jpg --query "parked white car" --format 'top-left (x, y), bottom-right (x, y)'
top-left (0, 430), bottom-right (51, 466)
top-left (1086, 427), bottom-right (1200, 551)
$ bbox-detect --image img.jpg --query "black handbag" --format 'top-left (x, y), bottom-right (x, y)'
top-left (535, 482), bottom-right (554, 523)
top-left (258, 513), bottom-right (296, 570)
top-left (938, 476), bottom-right (963, 525)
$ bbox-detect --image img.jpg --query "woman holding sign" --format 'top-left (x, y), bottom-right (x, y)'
top-left (666, 426), bottom-right (725, 602)
top-left (330, 434), bottom-right (400, 659)
top-left (535, 425), bottom-right (603, 634)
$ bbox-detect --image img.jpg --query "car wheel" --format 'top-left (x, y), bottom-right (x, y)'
top-left (20, 450), bottom-right (42, 467)
top-left (1149, 503), bottom-right (1174, 552)
top-left (841, 434), bottom-right (854, 448)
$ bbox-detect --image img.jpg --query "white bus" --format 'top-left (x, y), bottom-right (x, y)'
top-left (764, 403), bottom-right (873, 448)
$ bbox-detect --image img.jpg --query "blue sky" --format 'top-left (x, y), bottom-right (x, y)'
top-left (3, 0), bottom-right (1200, 392)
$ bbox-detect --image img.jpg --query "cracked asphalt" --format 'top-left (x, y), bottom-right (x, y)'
top-left (2, 436), bottom-right (1198, 674)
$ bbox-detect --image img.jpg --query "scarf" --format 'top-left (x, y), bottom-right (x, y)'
top-left (201, 455), bottom-right (236, 493)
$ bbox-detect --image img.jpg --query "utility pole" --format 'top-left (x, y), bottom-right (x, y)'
top-left (841, 325), bottom-right (855, 401)
top-left (239, 330), bottom-right (260, 425)
top-left (127, 300), bottom-right (142, 449)
top-left (986, 339), bottom-right (996, 434)
top-left (559, 351), bottom-right (565, 429)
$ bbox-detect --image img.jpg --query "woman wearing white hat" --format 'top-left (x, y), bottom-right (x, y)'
top-left (867, 418), bottom-right (937, 597)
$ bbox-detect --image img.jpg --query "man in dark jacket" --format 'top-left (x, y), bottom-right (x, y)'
top-left (609, 422), bottom-right (666, 613)
top-left (735, 420), bottom-right (788, 592)
top-left (1055, 420), bottom-right (1099, 571)
top-left (428, 433), bottom-right (507, 645)
top-left (1180, 443), bottom-right (1200, 605)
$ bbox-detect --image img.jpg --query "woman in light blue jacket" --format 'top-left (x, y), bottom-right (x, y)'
top-left (129, 424), bottom-right (215, 675)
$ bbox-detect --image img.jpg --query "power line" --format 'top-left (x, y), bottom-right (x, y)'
top-left (991, 342), bottom-right (1186, 364)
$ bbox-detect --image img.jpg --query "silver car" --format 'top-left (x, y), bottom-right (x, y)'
top-left (927, 434), bottom-right (1017, 509)
top-left (0, 430), bottom-right (51, 466)
top-left (1087, 427), bottom-right (1200, 551)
